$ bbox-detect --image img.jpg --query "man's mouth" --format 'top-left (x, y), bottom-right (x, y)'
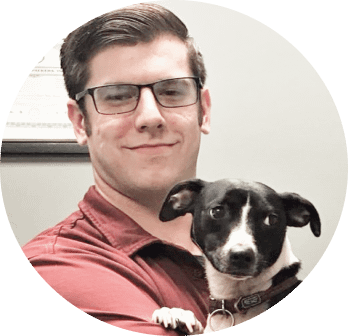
top-left (127, 142), bottom-right (178, 154)
top-left (131, 143), bottom-right (175, 149)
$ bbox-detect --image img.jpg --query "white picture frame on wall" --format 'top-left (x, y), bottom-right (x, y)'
top-left (1, 42), bottom-right (87, 155)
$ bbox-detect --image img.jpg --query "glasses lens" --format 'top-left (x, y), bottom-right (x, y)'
top-left (94, 85), bottom-right (139, 114)
top-left (154, 78), bottom-right (198, 108)
top-left (91, 78), bottom-right (199, 114)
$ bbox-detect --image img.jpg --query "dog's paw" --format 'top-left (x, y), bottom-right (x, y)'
top-left (152, 307), bottom-right (204, 334)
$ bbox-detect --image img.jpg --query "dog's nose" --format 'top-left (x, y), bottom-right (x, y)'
top-left (229, 248), bottom-right (255, 269)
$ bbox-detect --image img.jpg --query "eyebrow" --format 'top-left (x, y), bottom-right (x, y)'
top-left (101, 81), bottom-right (134, 86)
top-left (102, 77), bottom-right (189, 86)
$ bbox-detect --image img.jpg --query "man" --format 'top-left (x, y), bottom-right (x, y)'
top-left (23, 3), bottom-right (211, 335)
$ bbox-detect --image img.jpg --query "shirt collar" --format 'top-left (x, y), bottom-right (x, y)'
top-left (78, 186), bottom-right (161, 256)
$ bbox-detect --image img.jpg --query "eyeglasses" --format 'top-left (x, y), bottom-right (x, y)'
top-left (75, 77), bottom-right (202, 115)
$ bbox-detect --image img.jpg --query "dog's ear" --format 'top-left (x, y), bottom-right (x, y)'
top-left (159, 179), bottom-right (206, 222)
top-left (280, 192), bottom-right (321, 237)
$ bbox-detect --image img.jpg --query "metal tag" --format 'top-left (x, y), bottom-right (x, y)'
top-left (240, 294), bottom-right (262, 309)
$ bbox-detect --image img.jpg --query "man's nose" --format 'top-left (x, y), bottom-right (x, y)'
top-left (134, 88), bottom-right (166, 132)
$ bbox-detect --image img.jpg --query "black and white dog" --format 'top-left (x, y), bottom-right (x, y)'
top-left (152, 178), bottom-right (321, 333)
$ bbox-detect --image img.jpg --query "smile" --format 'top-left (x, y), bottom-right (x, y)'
top-left (127, 142), bottom-right (178, 154)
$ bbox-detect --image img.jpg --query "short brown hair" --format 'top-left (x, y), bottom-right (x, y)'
top-left (60, 3), bottom-right (207, 113)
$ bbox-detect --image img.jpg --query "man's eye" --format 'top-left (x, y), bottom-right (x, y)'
top-left (209, 206), bottom-right (226, 219)
top-left (98, 85), bottom-right (138, 103)
top-left (160, 89), bottom-right (183, 97)
top-left (105, 94), bottom-right (131, 102)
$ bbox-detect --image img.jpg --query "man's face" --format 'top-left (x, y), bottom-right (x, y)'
top-left (69, 35), bottom-right (211, 204)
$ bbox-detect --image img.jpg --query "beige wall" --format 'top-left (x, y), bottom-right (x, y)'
top-left (1, 159), bottom-right (94, 246)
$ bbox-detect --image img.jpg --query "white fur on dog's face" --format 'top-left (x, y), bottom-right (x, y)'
top-left (205, 236), bottom-right (299, 300)
top-left (217, 195), bottom-right (258, 274)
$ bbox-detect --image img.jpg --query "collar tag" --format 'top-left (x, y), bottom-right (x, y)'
top-left (236, 294), bottom-right (262, 312)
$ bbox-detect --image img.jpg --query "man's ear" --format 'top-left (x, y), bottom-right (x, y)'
top-left (199, 87), bottom-right (211, 135)
top-left (159, 179), bottom-right (206, 222)
top-left (67, 98), bottom-right (88, 145)
top-left (280, 192), bottom-right (321, 237)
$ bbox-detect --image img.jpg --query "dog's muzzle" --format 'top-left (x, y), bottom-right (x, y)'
top-left (210, 247), bottom-right (258, 276)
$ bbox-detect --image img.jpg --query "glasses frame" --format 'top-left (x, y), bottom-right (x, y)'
top-left (75, 77), bottom-right (203, 115)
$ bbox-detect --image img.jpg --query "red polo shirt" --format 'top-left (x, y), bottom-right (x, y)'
top-left (22, 186), bottom-right (209, 335)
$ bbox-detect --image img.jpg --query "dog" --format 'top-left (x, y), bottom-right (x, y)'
top-left (152, 178), bottom-right (321, 333)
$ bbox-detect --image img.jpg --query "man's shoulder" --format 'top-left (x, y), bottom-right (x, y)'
top-left (19, 208), bottom-right (165, 314)
top-left (22, 209), bottom-right (104, 259)
top-left (21, 207), bottom-right (139, 297)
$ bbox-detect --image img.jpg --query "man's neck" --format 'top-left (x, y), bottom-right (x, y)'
top-left (95, 179), bottom-right (202, 256)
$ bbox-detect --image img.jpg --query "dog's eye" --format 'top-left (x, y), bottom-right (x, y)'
top-left (209, 206), bottom-right (226, 219)
top-left (264, 214), bottom-right (279, 226)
